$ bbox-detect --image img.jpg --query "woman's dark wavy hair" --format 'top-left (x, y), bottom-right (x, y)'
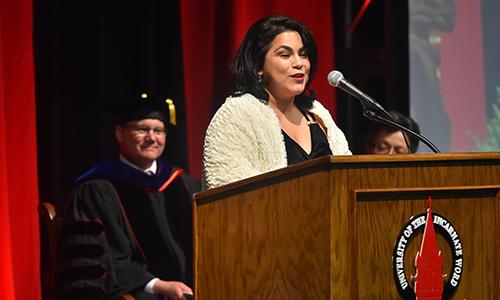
top-left (232, 15), bottom-right (318, 109)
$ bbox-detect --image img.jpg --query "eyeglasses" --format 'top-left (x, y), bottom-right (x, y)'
top-left (124, 125), bottom-right (167, 137)
top-left (371, 142), bottom-right (408, 154)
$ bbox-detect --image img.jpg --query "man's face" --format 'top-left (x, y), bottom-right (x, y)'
top-left (115, 118), bottom-right (166, 169)
top-left (367, 130), bottom-right (409, 154)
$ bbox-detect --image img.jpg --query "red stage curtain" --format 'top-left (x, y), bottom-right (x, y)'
top-left (180, 0), bottom-right (336, 179)
top-left (0, 0), bottom-right (41, 298)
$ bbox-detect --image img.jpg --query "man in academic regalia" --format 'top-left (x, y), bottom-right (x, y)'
top-left (58, 93), bottom-right (197, 300)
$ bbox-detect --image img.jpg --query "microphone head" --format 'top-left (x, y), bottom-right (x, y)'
top-left (327, 70), bottom-right (343, 87)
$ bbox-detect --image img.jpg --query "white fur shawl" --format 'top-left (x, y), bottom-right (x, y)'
top-left (202, 93), bottom-right (351, 189)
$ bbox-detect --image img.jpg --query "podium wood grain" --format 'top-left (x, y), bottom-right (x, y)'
top-left (194, 153), bottom-right (500, 299)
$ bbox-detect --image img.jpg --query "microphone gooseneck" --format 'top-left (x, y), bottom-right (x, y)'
top-left (327, 70), bottom-right (441, 154)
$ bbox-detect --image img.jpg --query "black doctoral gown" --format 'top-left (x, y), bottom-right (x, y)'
top-left (58, 159), bottom-right (198, 300)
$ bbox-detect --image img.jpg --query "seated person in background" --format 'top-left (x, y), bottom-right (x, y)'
top-left (364, 110), bottom-right (420, 154)
top-left (203, 15), bottom-right (351, 189)
top-left (58, 93), bottom-right (198, 300)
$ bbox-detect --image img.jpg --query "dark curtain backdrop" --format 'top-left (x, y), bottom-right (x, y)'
top-left (35, 0), bottom-right (187, 211)
top-left (0, 0), bottom-right (41, 298)
top-left (35, 0), bottom-right (337, 211)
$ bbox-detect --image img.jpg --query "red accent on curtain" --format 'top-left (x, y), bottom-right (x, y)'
top-left (0, 0), bottom-right (41, 298)
top-left (180, 0), bottom-right (335, 179)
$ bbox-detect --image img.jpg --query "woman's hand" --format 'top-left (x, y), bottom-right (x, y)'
top-left (153, 280), bottom-right (193, 300)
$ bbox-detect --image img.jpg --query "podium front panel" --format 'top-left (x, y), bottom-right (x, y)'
top-left (195, 153), bottom-right (500, 299)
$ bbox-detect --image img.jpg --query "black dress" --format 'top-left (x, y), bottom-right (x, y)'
top-left (282, 111), bottom-right (333, 165)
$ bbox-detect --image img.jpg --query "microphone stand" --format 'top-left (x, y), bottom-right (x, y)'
top-left (331, 72), bottom-right (441, 153)
top-left (361, 106), bottom-right (441, 154)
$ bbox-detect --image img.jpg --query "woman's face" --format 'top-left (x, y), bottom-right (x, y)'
top-left (260, 31), bottom-right (310, 102)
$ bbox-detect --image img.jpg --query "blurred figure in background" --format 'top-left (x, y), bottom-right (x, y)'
top-left (410, 0), bottom-right (455, 152)
top-left (364, 110), bottom-right (420, 154)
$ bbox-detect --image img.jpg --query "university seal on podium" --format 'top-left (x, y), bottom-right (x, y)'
top-left (392, 197), bottom-right (463, 299)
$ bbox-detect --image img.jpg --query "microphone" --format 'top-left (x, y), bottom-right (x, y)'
top-left (327, 70), bottom-right (441, 154)
top-left (327, 70), bottom-right (385, 113)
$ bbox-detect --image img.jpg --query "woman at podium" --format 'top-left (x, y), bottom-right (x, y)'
top-left (203, 15), bottom-right (351, 189)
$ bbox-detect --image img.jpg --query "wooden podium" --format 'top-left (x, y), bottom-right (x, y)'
top-left (193, 153), bottom-right (500, 299)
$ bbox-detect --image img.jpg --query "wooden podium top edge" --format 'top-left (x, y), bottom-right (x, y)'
top-left (329, 152), bottom-right (500, 163)
top-left (194, 152), bottom-right (500, 203)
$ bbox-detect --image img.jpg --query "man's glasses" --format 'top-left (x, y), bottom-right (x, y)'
top-left (125, 125), bottom-right (167, 137)
top-left (371, 142), bottom-right (408, 154)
